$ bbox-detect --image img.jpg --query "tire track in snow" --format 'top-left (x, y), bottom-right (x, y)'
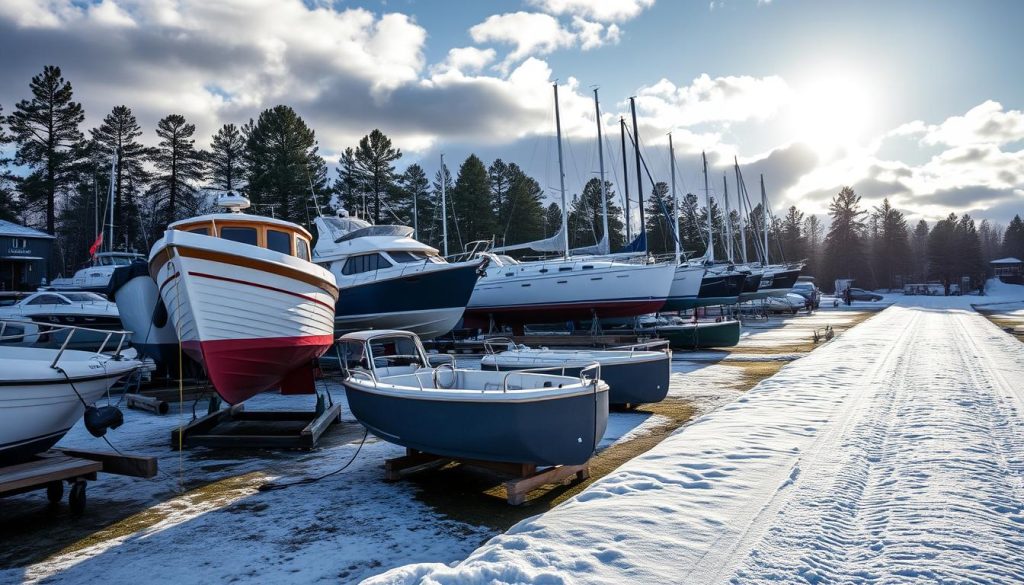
top-left (730, 307), bottom-right (1024, 584)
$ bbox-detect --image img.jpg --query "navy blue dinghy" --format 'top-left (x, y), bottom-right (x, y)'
top-left (337, 330), bottom-right (609, 467)
top-left (479, 339), bottom-right (671, 406)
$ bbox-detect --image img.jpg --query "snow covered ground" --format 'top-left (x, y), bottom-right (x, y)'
top-left (365, 288), bottom-right (1024, 584)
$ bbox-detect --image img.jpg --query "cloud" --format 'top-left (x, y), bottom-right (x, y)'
top-left (528, 0), bottom-right (656, 22)
top-left (469, 12), bottom-right (575, 66)
top-left (634, 74), bottom-right (794, 129)
top-left (913, 100), bottom-right (1024, 147)
top-left (430, 47), bottom-right (497, 76)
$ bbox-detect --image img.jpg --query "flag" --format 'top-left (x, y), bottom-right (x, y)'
top-left (88, 233), bottom-right (103, 258)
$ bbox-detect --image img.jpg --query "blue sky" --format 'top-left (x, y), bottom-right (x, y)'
top-left (1, 0), bottom-right (1022, 226)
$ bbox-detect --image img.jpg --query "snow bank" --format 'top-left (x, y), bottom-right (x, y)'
top-left (364, 294), bottom-right (1024, 584)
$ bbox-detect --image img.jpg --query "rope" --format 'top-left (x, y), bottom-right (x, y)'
top-left (257, 428), bottom-right (369, 491)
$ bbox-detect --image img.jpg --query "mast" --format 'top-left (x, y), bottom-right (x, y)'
top-left (670, 133), bottom-right (680, 264)
top-left (94, 172), bottom-right (99, 247)
top-left (553, 83), bottom-right (569, 258)
top-left (440, 153), bottom-right (448, 257)
top-left (702, 151), bottom-right (713, 263)
top-left (594, 89), bottom-right (610, 255)
top-left (108, 149), bottom-right (117, 252)
top-left (620, 117), bottom-right (631, 242)
top-left (760, 174), bottom-right (769, 266)
top-left (629, 97), bottom-right (646, 245)
top-left (723, 173), bottom-right (734, 263)
top-left (734, 158), bottom-right (748, 264)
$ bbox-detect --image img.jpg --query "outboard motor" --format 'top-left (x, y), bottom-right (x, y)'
top-left (84, 405), bottom-right (124, 438)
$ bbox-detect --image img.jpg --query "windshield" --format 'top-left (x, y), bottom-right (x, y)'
top-left (62, 292), bottom-right (106, 302)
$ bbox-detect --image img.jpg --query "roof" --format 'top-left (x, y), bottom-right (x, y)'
top-left (990, 257), bottom-right (1022, 264)
top-left (0, 220), bottom-right (55, 239)
top-left (168, 212), bottom-right (312, 239)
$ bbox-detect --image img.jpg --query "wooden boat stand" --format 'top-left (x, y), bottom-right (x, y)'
top-left (0, 448), bottom-right (158, 516)
top-left (384, 448), bottom-right (590, 505)
top-left (124, 377), bottom-right (212, 415)
top-left (170, 395), bottom-right (342, 450)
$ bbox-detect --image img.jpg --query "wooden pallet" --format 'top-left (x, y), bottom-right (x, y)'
top-left (171, 402), bottom-right (342, 450)
top-left (0, 449), bottom-right (157, 515)
top-left (384, 448), bottom-right (590, 505)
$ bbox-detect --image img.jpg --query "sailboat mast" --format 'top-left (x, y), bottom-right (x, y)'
top-left (723, 173), bottom-right (734, 263)
top-left (760, 174), bottom-right (769, 266)
top-left (620, 117), bottom-right (631, 242)
top-left (702, 151), bottom-right (713, 263)
top-left (670, 133), bottom-right (680, 264)
top-left (553, 83), bottom-right (570, 259)
top-left (440, 153), bottom-right (448, 257)
top-left (629, 97), bottom-right (645, 244)
top-left (594, 89), bottom-right (610, 255)
top-left (735, 158), bottom-right (747, 264)
top-left (108, 149), bottom-right (117, 252)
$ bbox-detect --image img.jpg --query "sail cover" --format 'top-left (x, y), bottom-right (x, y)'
top-left (619, 231), bottom-right (647, 254)
top-left (492, 224), bottom-right (568, 254)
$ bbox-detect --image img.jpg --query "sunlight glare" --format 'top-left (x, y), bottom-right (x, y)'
top-left (793, 73), bottom-right (874, 153)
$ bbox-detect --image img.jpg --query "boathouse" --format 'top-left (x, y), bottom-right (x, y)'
top-left (0, 219), bottom-right (54, 291)
top-left (990, 257), bottom-right (1023, 284)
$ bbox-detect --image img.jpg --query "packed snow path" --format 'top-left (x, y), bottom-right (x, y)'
top-left (368, 296), bottom-right (1024, 584)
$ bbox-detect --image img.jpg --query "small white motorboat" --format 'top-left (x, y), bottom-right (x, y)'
top-left (338, 330), bottom-right (609, 466)
top-left (480, 338), bottom-right (671, 406)
top-left (0, 322), bottom-right (140, 464)
top-left (0, 290), bottom-right (123, 351)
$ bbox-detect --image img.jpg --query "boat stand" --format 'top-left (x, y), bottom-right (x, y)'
top-left (383, 448), bottom-right (590, 505)
top-left (125, 377), bottom-right (213, 415)
top-left (0, 448), bottom-right (158, 516)
top-left (170, 395), bottom-right (342, 450)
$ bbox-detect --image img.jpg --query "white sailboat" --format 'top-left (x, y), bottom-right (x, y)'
top-left (462, 85), bottom-right (675, 332)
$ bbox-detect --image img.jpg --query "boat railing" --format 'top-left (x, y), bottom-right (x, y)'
top-left (348, 369), bottom-right (378, 388)
top-left (483, 336), bottom-right (516, 355)
top-left (609, 338), bottom-right (671, 357)
top-left (501, 361), bottom-right (601, 392)
top-left (0, 319), bottom-right (133, 369)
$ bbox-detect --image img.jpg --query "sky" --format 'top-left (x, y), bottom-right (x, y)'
top-left (1, 0), bottom-right (1022, 228)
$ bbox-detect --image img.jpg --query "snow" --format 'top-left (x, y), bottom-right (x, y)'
top-left (364, 289), bottom-right (1024, 584)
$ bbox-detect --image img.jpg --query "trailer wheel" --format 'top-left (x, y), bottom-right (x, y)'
top-left (46, 481), bottom-right (63, 504)
top-left (69, 481), bottom-right (87, 516)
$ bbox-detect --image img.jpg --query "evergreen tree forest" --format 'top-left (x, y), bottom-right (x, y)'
top-left (0, 66), bottom-right (1019, 288)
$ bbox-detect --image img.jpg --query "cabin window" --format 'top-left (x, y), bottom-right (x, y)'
top-left (296, 238), bottom-right (311, 262)
top-left (188, 227), bottom-right (209, 236)
top-left (220, 226), bottom-right (258, 246)
top-left (388, 251), bottom-right (425, 263)
top-left (559, 266), bottom-right (573, 272)
top-left (341, 253), bottom-right (390, 275)
top-left (267, 230), bottom-right (292, 255)
top-left (27, 294), bottom-right (68, 306)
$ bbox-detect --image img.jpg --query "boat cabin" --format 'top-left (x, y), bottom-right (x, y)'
top-left (171, 216), bottom-right (313, 262)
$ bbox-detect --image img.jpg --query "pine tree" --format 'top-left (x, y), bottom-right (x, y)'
top-left (977, 220), bottom-right (1003, 263)
top-left (697, 198), bottom-right (726, 260)
top-left (1001, 215), bottom-right (1024, 260)
top-left (431, 164), bottom-right (457, 252)
top-left (870, 198), bottom-right (911, 289)
top-left (566, 177), bottom-right (624, 252)
top-left (955, 214), bottom-right (985, 287)
top-left (927, 214), bottom-right (958, 286)
top-left (543, 202), bottom-right (562, 238)
top-left (0, 104), bottom-right (18, 222)
top-left (643, 181), bottom-right (674, 255)
top-left (678, 193), bottom-right (704, 257)
top-left (498, 163), bottom-right (548, 248)
top-left (803, 214), bottom-right (823, 276)
top-left (334, 148), bottom-right (360, 216)
top-left (451, 154), bottom-right (493, 244)
top-left (7, 66), bottom-right (85, 236)
top-left (353, 129), bottom-right (401, 224)
top-left (149, 114), bottom-right (205, 226)
top-left (911, 219), bottom-right (929, 281)
top-left (822, 186), bottom-right (867, 289)
top-left (489, 159), bottom-right (511, 227)
top-left (209, 123), bottom-right (245, 193)
top-left (244, 105), bottom-right (328, 227)
top-left (90, 105), bottom-right (151, 248)
top-left (399, 164), bottom-right (432, 239)
top-left (780, 205), bottom-right (805, 263)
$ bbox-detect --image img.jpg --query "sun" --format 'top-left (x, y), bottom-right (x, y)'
top-left (792, 73), bottom-right (874, 153)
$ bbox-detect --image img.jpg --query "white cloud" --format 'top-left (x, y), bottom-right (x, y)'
top-left (469, 12), bottom-right (575, 67)
top-left (634, 74), bottom-right (794, 129)
top-left (921, 100), bottom-right (1024, 147)
top-left (528, 0), bottom-right (655, 22)
top-left (431, 47), bottom-right (497, 76)
top-left (571, 17), bottom-right (620, 50)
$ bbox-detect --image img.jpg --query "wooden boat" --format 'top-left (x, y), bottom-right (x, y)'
top-left (338, 330), bottom-right (609, 466)
top-left (480, 338), bottom-right (671, 405)
top-left (148, 194), bottom-right (339, 404)
top-left (0, 322), bottom-right (139, 464)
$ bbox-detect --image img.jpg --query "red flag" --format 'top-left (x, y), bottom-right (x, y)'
top-left (88, 233), bottom-right (103, 258)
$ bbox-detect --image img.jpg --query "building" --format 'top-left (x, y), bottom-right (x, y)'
top-left (0, 219), bottom-right (54, 291)
top-left (990, 257), bottom-right (1023, 285)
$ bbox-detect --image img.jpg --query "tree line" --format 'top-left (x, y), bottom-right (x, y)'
top-left (1, 66), bottom-right (1020, 289)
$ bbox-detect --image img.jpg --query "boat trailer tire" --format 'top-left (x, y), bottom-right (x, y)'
top-left (69, 480), bottom-right (87, 516)
top-left (46, 481), bottom-right (63, 504)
